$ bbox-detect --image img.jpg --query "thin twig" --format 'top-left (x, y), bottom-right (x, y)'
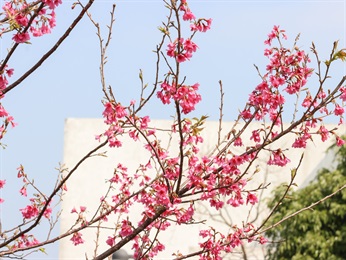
top-left (258, 183), bottom-right (346, 234)
top-left (217, 80), bottom-right (224, 146)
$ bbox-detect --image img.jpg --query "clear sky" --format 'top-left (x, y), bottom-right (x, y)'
top-left (0, 0), bottom-right (345, 258)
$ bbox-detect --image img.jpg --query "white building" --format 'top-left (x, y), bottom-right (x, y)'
top-left (59, 119), bottom-right (345, 259)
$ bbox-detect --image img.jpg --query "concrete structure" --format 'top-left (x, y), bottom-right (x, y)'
top-left (59, 119), bottom-right (345, 259)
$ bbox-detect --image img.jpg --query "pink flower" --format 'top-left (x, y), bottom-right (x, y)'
top-left (0, 75), bottom-right (8, 90)
top-left (114, 103), bottom-right (127, 118)
top-left (20, 204), bottom-right (39, 219)
top-left (292, 137), bottom-right (307, 148)
top-left (234, 137), bottom-right (243, 146)
top-left (48, 11), bottom-right (56, 27)
top-left (243, 223), bottom-right (254, 234)
top-left (140, 116), bottom-right (150, 129)
top-left (166, 38), bottom-right (198, 63)
top-left (43, 0), bottom-right (62, 9)
top-left (44, 207), bottom-right (52, 219)
top-left (6, 115), bottom-right (17, 127)
top-left (318, 125), bottom-right (329, 142)
top-left (102, 102), bottom-right (128, 124)
top-left (167, 42), bottom-right (176, 57)
top-left (176, 53), bottom-right (187, 63)
top-left (182, 9), bottom-right (195, 21)
top-left (175, 83), bottom-right (201, 114)
top-left (70, 232), bottom-right (84, 246)
top-left (246, 193), bottom-right (258, 205)
top-left (250, 130), bottom-right (261, 143)
top-left (129, 130), bottom-right (139, 141)
top-left (269, 75), bottom-right (284, 88)
top-left (339, 87), bottom-right (346, 101)
top-left (15, 14), bottom-right (28, 26)
top-left (12, 32), bottom-right (30, 43)
top-left (210, 199), bottom-right (224, 210)
top-left (190, 18), bottom-right (212, 32)
top-left (30, 27), bottom-right (43, 37)
top-left (0, 105), bottom-right (9, 117)
top-left (25, 237), bottom-right (40, 247)
top-left (19, 186), bottom-right (27, 196)
top-left (264, 25), bottom-right (286, 45)
top-left (259, 236), bottom-right (268, 244)
top-left (184, 38), bottom-right (198, 53)
top-left (106, 236), bottom-right (115, 247)
top-left (334, 104), bottom-right (344, 116)
top-left (268, 150), bottom-right (290, 167)
top-left (119, 220), bottom-right (132, 237)
top-left (302, 94), bottom-right (313, 108)
top-left (41, 25), bottom-right (51, 35)
top-left (17, 165), bottom-right (25, 178)
top-left (6, 68), bottom-right (14, 77)
top-left (0, 179), bottom-right (5, 188)
top-left (240, 109), bottom-right (252, 120)
top-left (109, 138), bottom-right (122, 148)
top-left (336, 136), bottom-right (345, 147)
top-left (177, 205), bottom-right (194, 224)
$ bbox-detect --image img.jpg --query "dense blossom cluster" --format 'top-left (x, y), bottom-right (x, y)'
top-left (157, 81), bottom-right (202, 114)
top-left (245, 26), bottom-right (313, 123)
top-left (85, 2), bottom-right (346, 259)
top-left (0, 0), bottom-right (345, 259)
top-left (241, 25), bottom-right (345, 167)
top-left (93, 1), bottom-right (270, 258)
top-left (1, 0), bottom-right (60, 41)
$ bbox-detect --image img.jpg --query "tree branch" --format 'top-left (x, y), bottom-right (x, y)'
top-left (2, 0), bottom-right (95, 95)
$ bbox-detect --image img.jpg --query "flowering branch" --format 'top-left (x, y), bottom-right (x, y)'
top-left (2, 0), bottom-right (95, 95)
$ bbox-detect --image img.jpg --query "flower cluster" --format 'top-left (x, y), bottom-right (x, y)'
top-left (165, 1), bottom-right (211, 63)
top-left (157, 81), bottom-right (201, 114)
top-left (97, 101), bottom-right (128, 147)
top-left (167, 38), bottom-right (198, 63)
top-left (16, 165), bottom-right (52, 220)
top-left (268, 149), bottom-right (291, 167)
top-left (198, 223), bottom-right (264, 259)
top-left (2, 0), bottom-right (60, 42)
top-left (243, 26), bottom-right (313, 123)
top-left (179, 1), bottom-right (212, 32)
top-left (70, 232), bottom-right (84, 246)
top-left (9, 234), bottom-right (39, 250)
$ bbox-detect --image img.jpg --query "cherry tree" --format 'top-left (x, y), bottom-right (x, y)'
top-left (0, 0), bottom-right (345, 259)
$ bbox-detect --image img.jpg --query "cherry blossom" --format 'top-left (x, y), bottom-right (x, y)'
top-left (0, 179), bottom-right (5, 188)
top-left (70, 232), bottom-right (84, 246)
top-left (20, 204), bottom-right (39, 219)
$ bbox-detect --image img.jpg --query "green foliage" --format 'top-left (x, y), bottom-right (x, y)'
top-left (265, 138), bottom-right (346, 260)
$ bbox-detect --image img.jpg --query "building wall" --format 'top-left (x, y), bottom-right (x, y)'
top-left (59, 118), bottom-right (345, 259)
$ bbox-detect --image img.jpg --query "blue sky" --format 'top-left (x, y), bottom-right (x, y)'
top-left (0, 0), bottom-right (345, 258)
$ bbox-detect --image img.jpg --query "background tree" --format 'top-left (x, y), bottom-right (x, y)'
top-left (265, 137), bottom-right (346, 260)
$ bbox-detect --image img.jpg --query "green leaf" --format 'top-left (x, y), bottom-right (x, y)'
top-left (39, 248), bottom-right (47, 255)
